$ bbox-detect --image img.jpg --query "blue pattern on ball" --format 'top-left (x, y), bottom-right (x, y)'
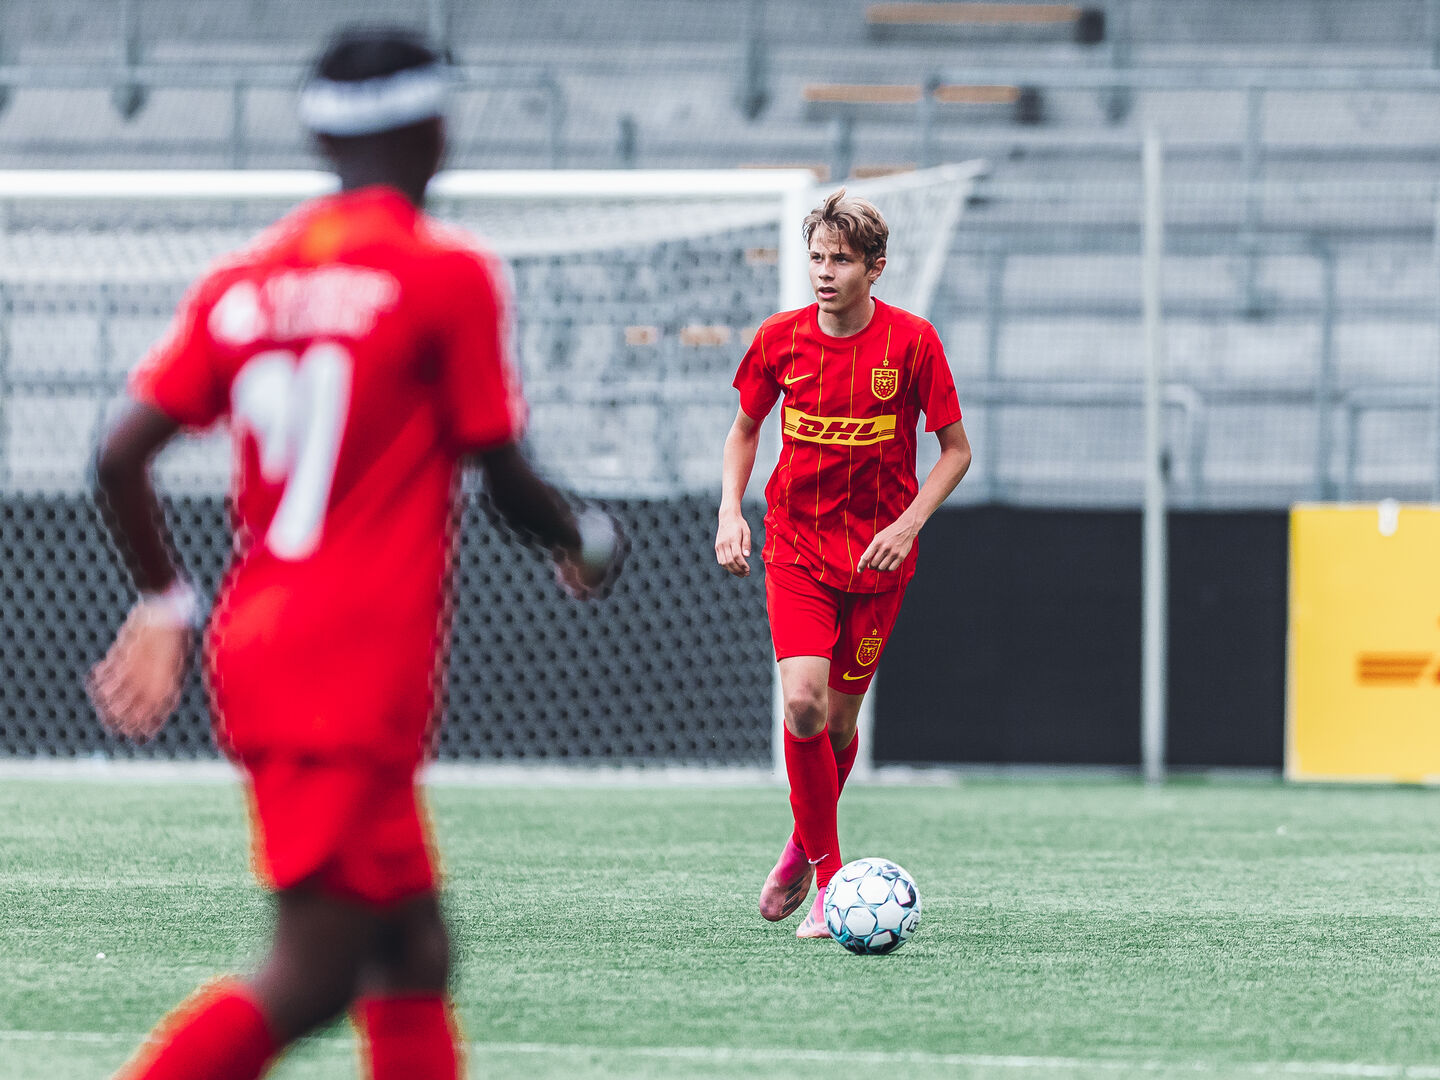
top-left (821, 857), bottom-right (922, 955)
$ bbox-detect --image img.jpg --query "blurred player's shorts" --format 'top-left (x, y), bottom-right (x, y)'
top-left (240, 754), bottom-right (439, 905)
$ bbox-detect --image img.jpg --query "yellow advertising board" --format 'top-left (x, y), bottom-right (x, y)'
top-left (1289, 503), bottom-right (1440, 783)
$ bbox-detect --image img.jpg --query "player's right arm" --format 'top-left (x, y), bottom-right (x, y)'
top-left (717, 318), bottom-right (783, 578)
top-left (88, 276), bottom-right (227, 741)
top-left (716, 407), bottom-right (761, 577)
top-left (89, 399), bottom-right (193, 741)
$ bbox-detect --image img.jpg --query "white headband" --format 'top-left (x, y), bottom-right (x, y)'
top-left (298, 63), bottom-right (449, 136)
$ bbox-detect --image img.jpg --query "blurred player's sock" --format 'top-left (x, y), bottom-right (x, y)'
top-left (795, 890), bottom-right (831, 939)
top-left (783, 727), bottom-right (841, 890)
top-left (114, 979), bottom-right (276, 1080)
top-left (354, 993), bottom-right (461, 1080)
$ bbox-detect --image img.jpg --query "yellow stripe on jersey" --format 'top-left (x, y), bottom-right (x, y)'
top-left (783, 407), bottom-right (897, 445)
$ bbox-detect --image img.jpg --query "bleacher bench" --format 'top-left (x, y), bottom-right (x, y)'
top-left (866, 3), bottom-right (1106, 44)
top-left (802, 82), bottom-right (1043, 125)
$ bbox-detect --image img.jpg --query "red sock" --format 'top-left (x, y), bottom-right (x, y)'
top-left (790, 730), bottom-right (861, 857)
top-left (114, 979), bottom-right (277, 1080)
top-left (354, 994), bottom-right (461, 1080)
top-left (784, 727), bottom-right (841, 889)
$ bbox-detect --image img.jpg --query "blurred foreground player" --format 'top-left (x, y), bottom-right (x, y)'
top-left (89, 28), bottom-right (620, 1080)
top-left (715, 190), bottom-right (971, 938)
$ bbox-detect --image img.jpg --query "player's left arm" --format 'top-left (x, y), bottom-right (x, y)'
top-left (857, 417), bottom-right (972, 573)
top-left (89, 398), bottom-right (194, 741)
top-left (473, 444), bottom-right (625, 599)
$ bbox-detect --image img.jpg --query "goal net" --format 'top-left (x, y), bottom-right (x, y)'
top-left (0, 164), bottom-right (979, 765)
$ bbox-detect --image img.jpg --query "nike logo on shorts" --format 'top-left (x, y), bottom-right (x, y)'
top-left (841, 670), bottom-right (870, 681)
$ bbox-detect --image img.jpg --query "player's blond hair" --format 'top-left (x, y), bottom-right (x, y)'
top-left (802, 189), bottom-right (889, 269)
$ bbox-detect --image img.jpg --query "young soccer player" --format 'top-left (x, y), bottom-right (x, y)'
top-left (715, 189), bottom-right (972, 938)
top-left (88, 28), bottom-right (620, 1080)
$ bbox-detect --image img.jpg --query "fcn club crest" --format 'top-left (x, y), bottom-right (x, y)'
top-left (871, 366), bottom-right (898, 400)
top-left (856, 637), bottom-right (883, 666)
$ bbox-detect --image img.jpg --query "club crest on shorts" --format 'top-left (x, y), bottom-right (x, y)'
top-left (856, 636), bottom-right (883, 666)
top-left (871, 366), bottom-right (898, 401)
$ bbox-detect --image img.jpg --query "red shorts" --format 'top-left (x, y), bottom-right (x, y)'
top-left (764, 561), bottom-right (907, 694)
top-left (239, 755), bottom-right (439, 907)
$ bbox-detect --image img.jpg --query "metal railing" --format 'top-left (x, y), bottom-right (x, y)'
top-left (0, 62), bottom-right (567, 168)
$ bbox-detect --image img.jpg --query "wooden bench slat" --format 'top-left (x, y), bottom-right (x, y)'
top-left (804, 83), bottom-right (1021, 107)
top-left (802, 84), bottom-right (923, 105)
top-left (867, 3), bottom-right (1083, 26)
top-left (934, 84), bottom-right (1022, 105)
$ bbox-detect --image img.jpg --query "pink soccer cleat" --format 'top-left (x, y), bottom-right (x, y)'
top-left (759, 836), bottom-right (814, 921)
top-left (795, 890), bottom-right (831, 939)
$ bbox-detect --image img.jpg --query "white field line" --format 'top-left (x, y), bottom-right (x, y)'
top-left (0, 757), bottom-right (988, 787)
top-left (1, 1031), bottom-right (1437, 1078)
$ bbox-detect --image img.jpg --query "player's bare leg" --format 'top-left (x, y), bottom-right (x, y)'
top-left (826, 686), bottom-right (864, 769)
top-left (353, 892), bottom-right (461, 1080)
top-left (115, 887), bottom-right (379, 1080)
top-left (249, 887), bottom-right (381, 1041)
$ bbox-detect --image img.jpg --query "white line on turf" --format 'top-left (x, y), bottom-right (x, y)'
top-left (1, 1031), bottom-right (1436, 1077)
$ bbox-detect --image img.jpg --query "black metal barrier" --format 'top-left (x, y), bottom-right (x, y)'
top-left (876, 506), bottom-right (1289, 768)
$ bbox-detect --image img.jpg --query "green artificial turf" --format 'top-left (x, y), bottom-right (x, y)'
top-left (4, 774), bottom-right (1440, 1078)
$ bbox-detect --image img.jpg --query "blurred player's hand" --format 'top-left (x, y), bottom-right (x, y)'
top-left (715, 510), bottom-right (751, 577)
top-left (555, 508), bottom-right (626, 600)
top-left (857, 516), bottom-right (919, 573)
top-left (88, 606), bottom-right (191, 740)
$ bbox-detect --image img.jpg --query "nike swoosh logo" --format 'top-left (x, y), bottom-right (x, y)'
top-left (841, 670), bottom-right (871, 681)
top-left (783, 371), bottom-right (816, 385)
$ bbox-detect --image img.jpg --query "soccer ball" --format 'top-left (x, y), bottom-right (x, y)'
top-left (822, 857), bottom-right (921, 955)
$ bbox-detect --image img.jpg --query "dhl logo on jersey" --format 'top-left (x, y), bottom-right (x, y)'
top-left (782, 407), bottom-right (896, 446)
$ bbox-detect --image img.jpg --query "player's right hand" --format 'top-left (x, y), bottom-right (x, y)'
top-left (715, 511), bottom-right (751, 577)
top-left (87, 606), bottom-right (191, 741)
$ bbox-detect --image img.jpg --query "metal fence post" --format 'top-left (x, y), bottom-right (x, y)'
top-left (1431, 187), bottom-right (1440, 499)
top-left (545, 73), bottom-right (566, 169)
top-left (982, 246), bottom-right (1005, 501)
top-left (230, 81), bottom-right (247, 169)
top-left (1316, 246), bottom-right (1338, 500)
top-left (829, 113), bottom-right (854, 182)
top-left (1241, 84), bottom-right (1264, 316)
top-left (427, 0), bottom-right (451, 57)
top-left (1430, 0), bottom-right (1440, 67)
top-left (112, 0), bottom-right (147, 120)
top-left (1141, 131), bottom-right (1168, 785)
top-left (918, 75), bottom-right (938, 168)
top-left (1102, 0), bottom-right (1134, 122)
top-left (736, 0), bottom-right (769, 121)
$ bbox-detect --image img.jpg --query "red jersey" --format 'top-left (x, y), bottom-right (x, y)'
top-left (732, 299), bottom-right (961, 593)
top-left (129, 186), bottom-right (526, 763)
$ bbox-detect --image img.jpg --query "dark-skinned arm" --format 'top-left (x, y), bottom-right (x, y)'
top-left (472, 444), bottom-right (625, 597)
top-left (88, 398), bottom-right (193, 740)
